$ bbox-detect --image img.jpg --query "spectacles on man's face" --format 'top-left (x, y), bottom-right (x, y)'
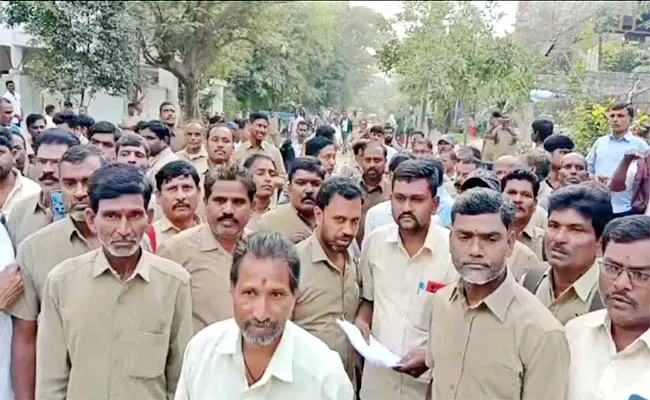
top-left (598, 259), bottom-right (650, 286)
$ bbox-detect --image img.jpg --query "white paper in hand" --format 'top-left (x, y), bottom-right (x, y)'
top-left (336, 319), bottom-right (402, 368)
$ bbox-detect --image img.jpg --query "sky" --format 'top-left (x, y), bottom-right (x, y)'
top-left (349, 1), bottom-right (519, 36)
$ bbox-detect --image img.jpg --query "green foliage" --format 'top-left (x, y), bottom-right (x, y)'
top-left (1, 1), bottom-right (140, 105)
top-left (601, 41), bottom-right (650, 73)
top-left (558, 99), bottom-right (614, 154)
top-left (379, 1), bottom-right (542, 130)
top-left (227, 2), bottom-right (388, 111)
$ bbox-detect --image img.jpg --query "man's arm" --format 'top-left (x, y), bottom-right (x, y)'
top-left (0, 266), bottom-right (23, 310)
top-left (35, 278), bottom-right (69, 400)
top-left (166, 279), bottom-right (193, 399)
top-left (522, 330), bottom-right (569, 400)
top-left (609, 153), bottom-right (638, 192)
top-left (12, 318), bottom-right (37, 399)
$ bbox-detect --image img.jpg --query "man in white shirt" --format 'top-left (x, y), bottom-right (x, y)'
top-left (2, 81), bottom-right (22, 126)
top-left (175, 231), bottom-right (353, 400)
top-left (0, 130), bottom-right (40, 221)
top-left (0, 223), bottom-right (18, 400)
top-left (566, 215), bottom-right (650, 400)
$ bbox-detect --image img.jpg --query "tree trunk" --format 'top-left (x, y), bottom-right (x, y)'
top-left (182, 77), bottom-right (202, 121)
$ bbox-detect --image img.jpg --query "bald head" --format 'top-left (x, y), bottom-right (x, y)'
top-left (494, 155), bottom-right (525, 181)
top-left (559, 152), bottom-right (589, 187)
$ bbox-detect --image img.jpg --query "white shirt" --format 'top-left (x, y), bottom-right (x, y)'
top-left (175, 318), bottom-right (353, 400)
top-left (1, 170), bottom-right (41, 221)
top-left (44, 115), bottom-right (56, 129)
top-left (385, 145), bottom-right (397, 166)
top-left (0, 224), bottom-right (14, 400)
top-left (330, 124), bottom-right (343, 147)
top-left (2, 91), bottom-right (21, 124)
top-left (566, 309), bottom-right (650, 400)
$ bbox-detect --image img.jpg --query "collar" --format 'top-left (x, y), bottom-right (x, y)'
top-left (308, 232), bottom-right (351, 274)
top-left (359, 177), bottom-right (389, 194)
top-left (61, 216), bottom-right (88, 243)
top-left (582, 310), bottom-right (650, 352)
top-left (157, 214), bottom-right (202, 233)
top-left (216, 320), bottom-right (296, 384)
top-left (91, 248), bottom-right (151, 282)
top-left (194, 223), bottom-right (232, 253)
top-left (449, 271), bottom-right (516, 323)
top-left (150, 147), bottom-right (174, 166)
top-left (547, 261), bottom-right (598, 301)
top-left (244, 140), bottom-right (267, 151)
top-left (2, 169), bottom-right (23, 204)
top-left (179, 147), bottom-right (208, 161)
top-left (384, 222), bottom-right (442, 254)
top-left (521, 219), bottom-right (538, 240)
top-left (609, 131), bottom-right (634, 142)
top-left (34, 192), bottom-right (48, 213)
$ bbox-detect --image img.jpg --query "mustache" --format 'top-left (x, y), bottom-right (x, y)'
top-left (458, 261), bottom-right (492, 269)
top-left (217, 215), bottom-right (238, 224)
top-left (548, 244), bottom-right (569, 255)
top-left (398, 213), bottom-right (416, 221)
top-left (243, 319), bottom-right (278, 329)
top-left (172, 201), bottom-right (191, 209)
top-left (39, 172), bottom-right (56, 182)
top-left (301, 195), bottom-right (316, 203)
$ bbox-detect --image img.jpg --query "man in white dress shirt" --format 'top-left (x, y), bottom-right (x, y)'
top-left (175, 231), bottom-right (353, 400)
top-left (0, 223), bottom-right (17, 399)
top-left (566, 215), bottom-right (650, 400)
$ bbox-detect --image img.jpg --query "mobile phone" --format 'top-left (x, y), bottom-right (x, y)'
top-left (49, 190), bottom-right (67, 221)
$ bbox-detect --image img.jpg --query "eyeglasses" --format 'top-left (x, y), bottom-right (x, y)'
top-left (598, 259), bottom-right (650, 287)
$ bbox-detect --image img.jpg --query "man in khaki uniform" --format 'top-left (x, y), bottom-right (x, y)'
top-left (36, 163), bottom-right (192, 399)
top-left (482, 113), bottom-right (520, 162)
top-left (157, 165), bottom-right (253, 333)
top-left (7, 145), bottom-right (106, 399)
top-left (354, 160), bottom-right (458, 400)
top-left (175, 120), bottom-right (208, 175)
top-left (292, 178), bottom-right (363, 378)
top-left (501, 169), bottom-right (545, 259)
top-left (149, 160), bottom-right (202, 250)
top-left (141, 120), bottom-right (180, 182)
top-left (40, 80), bottom-right (64, 114)
top-left (404, 188), bottom-right (568, 400)
top-left (6, 130), bottom-right (80, 246)
top-left (528, 184), bottom-right (613, 325)
top-left (232, 112), bottom-right (286, 180)
top-left (159, 102), bottom-right (185, 152)
top-left (258, 157), bottom-right (324, 243)
top-left (356, 142), bottom-right (390, 244)
top-left (204, 124), bottom-right (236, 173)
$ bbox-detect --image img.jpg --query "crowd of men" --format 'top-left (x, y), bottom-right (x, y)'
top-left (0, 94), bottom-right (648, 400)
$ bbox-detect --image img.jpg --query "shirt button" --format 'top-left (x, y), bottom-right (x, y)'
top-left (449, 384), bottom-right (455, 391)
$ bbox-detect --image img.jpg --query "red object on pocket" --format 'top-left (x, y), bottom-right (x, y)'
top-left (426, 281), bottom-right (446, 293)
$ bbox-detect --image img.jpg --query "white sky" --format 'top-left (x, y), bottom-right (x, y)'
top-left (349, 1), bottom-right (518, 36)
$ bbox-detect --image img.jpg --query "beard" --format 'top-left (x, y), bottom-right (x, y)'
top-left (454, 258), bottom-right (507, 285)
top-left (100, 235), bottom-right (140, 258)
top-left (241, 319), bottom-right (284, 346)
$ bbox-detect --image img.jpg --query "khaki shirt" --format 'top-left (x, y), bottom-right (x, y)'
top-left (157, 223), bottom-right (234, 333)
top-left (292, 233), bottom-right (360, 376)
top-left (169, 127), bottom-right (185, 153)
top-left (36, 249), bottom-right (192, 400)
top-left (531, 205), bottom-right (548, 231)
top-left (258, 203), bottom-right (313, 239)
top-left (359, 224), bottom-right (458, 400)
top-left (6, 192), bottom-right (49, 248)
top-left (244, 200), bottom-right (275, 232)
top-left (482, 126), bottom-right (520, 162)
top-left (357, 177), bottom-right (391, 245)
top-left (535, 262), bottom-right (600, 325)
top-left (40, 89), bottom-right (64, 113)
top-left (426, 271), bottom-right (569, 400)
top-left (507, 241), bottom-right (542, 283)
top-left (0, 169), bottom-right (41, 219)
top-left (7, 217), bottom-right (91, 321)
top-left (151, 214), bottom-right (202, 247)
top-left (519, 220), bottom-right (545, 260)
top-left (232, 140), bottom-right (287, 178)
top-left (176, 147), bottom-right (209, 175)
top-left (147, 147), bottom-right (180, 182)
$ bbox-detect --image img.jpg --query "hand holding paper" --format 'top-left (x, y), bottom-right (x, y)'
top-left (337, 319), bottom-right (402, 368)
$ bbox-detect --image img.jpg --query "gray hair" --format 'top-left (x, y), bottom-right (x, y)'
top-left (451, 187), bottom-right (515, 230)
top-left (231, 231), bottom-right (300, 293)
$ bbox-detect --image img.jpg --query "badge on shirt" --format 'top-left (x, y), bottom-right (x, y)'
top-left (418, 280), bottom-right (446, 294)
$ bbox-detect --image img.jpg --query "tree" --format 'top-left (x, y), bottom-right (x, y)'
top-left (2, 1), bottom-right (140, 106)
top-left (133, 1), bottom-right (272, 119)
top-left (378, 1), bottom-right (541, 135)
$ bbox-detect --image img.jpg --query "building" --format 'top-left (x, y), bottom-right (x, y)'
top-left (0, 24), bottom-right (180, 124)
